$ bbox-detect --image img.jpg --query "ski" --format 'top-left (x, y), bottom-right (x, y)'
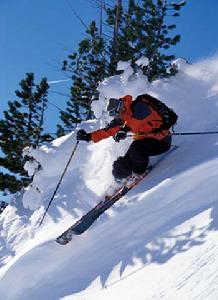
top-left (56, 145), bottom-right (178, 245)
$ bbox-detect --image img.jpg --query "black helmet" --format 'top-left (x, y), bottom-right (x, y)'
top-left (107, 98), bottom-right (123, 117)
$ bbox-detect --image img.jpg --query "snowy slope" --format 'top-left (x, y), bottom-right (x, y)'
top-left (1, 57), bottom-right (218, 300)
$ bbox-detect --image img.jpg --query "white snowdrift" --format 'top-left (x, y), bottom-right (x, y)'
top-left (1, 56), bottom-right (218, 300)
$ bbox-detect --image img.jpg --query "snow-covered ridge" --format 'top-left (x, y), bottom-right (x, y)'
top-left (1, 56), bottom-right (218, 300)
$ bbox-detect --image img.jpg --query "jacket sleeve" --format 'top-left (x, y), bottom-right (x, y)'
top-left (91, 118), bottom-right (123, 143)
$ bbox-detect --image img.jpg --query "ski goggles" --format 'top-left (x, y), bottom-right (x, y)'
top-left (107, 98), bottom-right (123, 117)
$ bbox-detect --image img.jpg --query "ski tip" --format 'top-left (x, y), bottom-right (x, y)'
top-left (56, 238), bottom-right (69, 245)
top-left (56, 235), bottom-right (72, 245)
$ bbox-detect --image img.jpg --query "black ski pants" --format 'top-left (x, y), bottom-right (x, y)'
top-left (112, 135), bottom-right (172, 179)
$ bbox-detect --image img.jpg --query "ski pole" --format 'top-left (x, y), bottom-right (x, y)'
top-left (171, 131), bottom-right (218, 136)
top-left (127, 130), bottom-right (218, 138)
top-left (38, 140), bottom-right (79, 227)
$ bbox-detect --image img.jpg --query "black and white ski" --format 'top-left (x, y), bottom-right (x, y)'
top-left (56, 145), bottom-right (178, 245)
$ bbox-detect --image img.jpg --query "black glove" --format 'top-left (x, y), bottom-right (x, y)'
top-left (151, 127), bottom-right (161, 133)
top-left (113, 126), bottom-right (130, 142)
top-left (76, 129), bottom-right (91, 142)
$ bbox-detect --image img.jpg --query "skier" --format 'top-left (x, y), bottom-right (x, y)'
top-left (76, 94), bottom-right (177, 181)
top-left (56, 94), bottom-right (178, 244)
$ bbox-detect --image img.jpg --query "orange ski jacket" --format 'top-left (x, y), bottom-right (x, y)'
top-left (91, 94), bottom-right (170, 143)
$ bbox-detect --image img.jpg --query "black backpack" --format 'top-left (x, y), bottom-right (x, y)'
top-left (136, 94), bottom-right (178, 131)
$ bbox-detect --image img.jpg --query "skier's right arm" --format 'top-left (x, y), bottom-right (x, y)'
top-left (77, 119), bottom-right (124, 143)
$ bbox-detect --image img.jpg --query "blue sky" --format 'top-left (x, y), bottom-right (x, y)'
top-left (1, 0), bottom-right (218, 133)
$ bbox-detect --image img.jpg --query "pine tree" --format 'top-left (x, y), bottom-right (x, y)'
top-left (0, 73), bottom-right (52, 195)
top-left (57, 0), bottom-right (185, 132)
top-left (106, 0), bottom-right (185, 80)
top-left (106, 0), bottom-right (123, 74)
top-left (57, 21), bottom-right (107, 136)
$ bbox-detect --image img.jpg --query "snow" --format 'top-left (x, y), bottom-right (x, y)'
top-left (136, 56), bottom-right (149, 67)
top-left (1, 56), bottom-right (218, 299)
